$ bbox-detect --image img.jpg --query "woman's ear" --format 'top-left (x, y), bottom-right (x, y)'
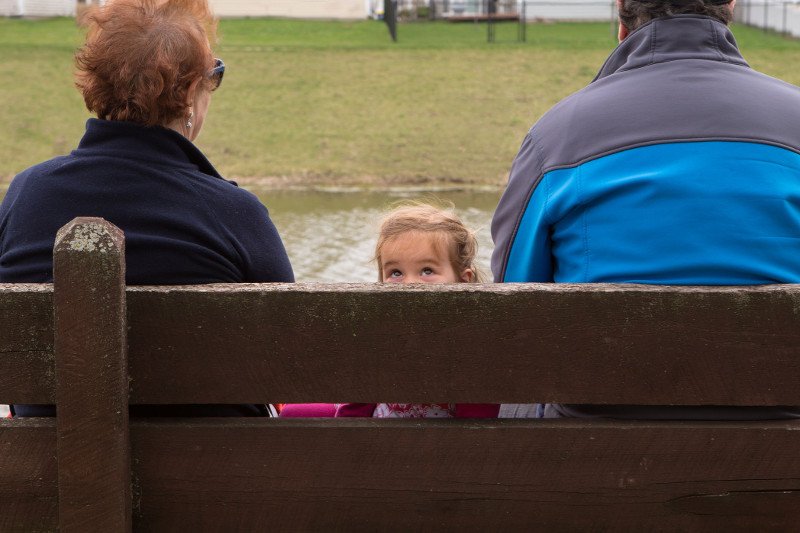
top-left (186, 77), bottom-right (202, 109)
top-left (460, 269), bottom-right (474, 283)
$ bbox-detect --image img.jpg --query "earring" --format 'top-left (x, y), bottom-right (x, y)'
top-left (186, 109), bottom-right (194, 129)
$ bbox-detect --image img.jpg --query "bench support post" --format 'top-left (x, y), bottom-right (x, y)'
top-left (54, 218), bottom-right (130, 532)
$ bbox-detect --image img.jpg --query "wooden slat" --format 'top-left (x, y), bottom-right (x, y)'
top-left (54, 218), bottom-right (131, 532)
top-left (4, 281), bottom-right (800, 406)
top-left (0, 419), bottom-right (58, 531)
top-left (127, 283), bottom-right (800, 405)
top-left (5, 282), bottom-right (800, 406)
top-left (131, 418), bottom-right (800, 531)
top-left (0, 284), bottom-right (54, 404)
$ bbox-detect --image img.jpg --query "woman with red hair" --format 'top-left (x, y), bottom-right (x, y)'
top-left (0, 0), bottom-right (294, 417)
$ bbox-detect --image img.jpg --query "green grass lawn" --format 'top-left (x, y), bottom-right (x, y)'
top-left (1, 17), bottom-right (799, 187)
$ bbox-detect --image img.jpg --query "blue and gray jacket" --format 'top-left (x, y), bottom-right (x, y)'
top-left (491, 15), bottom-right (800, 419)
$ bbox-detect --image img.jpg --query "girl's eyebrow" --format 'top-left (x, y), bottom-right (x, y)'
top-left (385, 258), bottom-right (442, 266)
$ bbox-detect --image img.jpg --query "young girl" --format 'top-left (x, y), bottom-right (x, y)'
top-left (335, 202), bottom-right (499, 419)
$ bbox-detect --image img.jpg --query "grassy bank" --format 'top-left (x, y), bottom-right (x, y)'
top-left (1, 17), bottom-right (799, 188)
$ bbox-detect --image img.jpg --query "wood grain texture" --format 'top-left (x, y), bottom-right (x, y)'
top-left (54, 218), bottom-right (131, 532)
top-left (0, 284), bottom-right (54, 404)
top-left (4, 242), bottom-right (800, 530)
top-left (126, 283), bottom-right (800, 405)
top-left (0, 419), bottom-right (58, 531)
top-left (130, 418), bottom-right (800, 531)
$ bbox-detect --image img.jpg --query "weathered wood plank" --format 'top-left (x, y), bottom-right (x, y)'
top-left (54, 218), bottom-right (131, 532)
top-left (126, 283), bottom-right (800, 405)
top-left (0, 284), bottom-right (54, 404)
top-left (2, 414), bottom-right (798, 531)
top-left (5, 283), bottom-right (800, 406)
top-left (131, 418), bottom-right (800, 531)
top-left (0, 419), bottom-right (58, 531)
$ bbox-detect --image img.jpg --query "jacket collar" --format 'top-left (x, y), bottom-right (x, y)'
top-left (594, 15), bottom-right (749, 82)
top-left (74, 118), bottom-right (224, 179)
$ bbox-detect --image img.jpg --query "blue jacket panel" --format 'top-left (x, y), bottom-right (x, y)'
top-left (505, 141), bottom-right (800, 284)
top-left (492, 16), bottom-right (800, 285)
top-left (491, 15), bottom-right (800, 419)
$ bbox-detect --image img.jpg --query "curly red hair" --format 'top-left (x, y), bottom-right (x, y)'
top-left (75, 0), bottom-right (218, 127)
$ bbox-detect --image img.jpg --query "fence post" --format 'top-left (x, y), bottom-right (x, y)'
top-left (783, 1), bottom-right (787, 34)
top-left (610, 0), bottom-right (616, 39)
top-left (487, 0), bottom-right (495, 42)
top-left (54, 218), bottom-right (130, 532)
top-left (384, 0), bottom-right (398, 41)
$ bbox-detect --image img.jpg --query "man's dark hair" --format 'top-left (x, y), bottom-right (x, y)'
top-left (618, 0), bottom-right (734, 31)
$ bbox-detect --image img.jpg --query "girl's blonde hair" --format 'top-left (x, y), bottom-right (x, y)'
top-left (375, 202), bottom-right (484, 283)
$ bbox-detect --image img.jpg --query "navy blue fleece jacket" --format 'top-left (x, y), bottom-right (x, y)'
top-left (0, 118), bottom-right (294, 285)
top-left (0, 119), bottom-right (294, 417)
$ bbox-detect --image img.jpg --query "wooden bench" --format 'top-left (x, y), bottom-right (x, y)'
top-left (1, 217), bottom-right (799, 531)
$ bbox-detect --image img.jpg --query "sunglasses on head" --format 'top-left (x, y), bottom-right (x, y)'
top-left (208, 58), bottom-right (225, 91)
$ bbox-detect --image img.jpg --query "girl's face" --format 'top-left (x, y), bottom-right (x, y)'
top-left (380, 231), bottom-right (472, 284)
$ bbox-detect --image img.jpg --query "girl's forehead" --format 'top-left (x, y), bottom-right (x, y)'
top-left (382, 231), bottom-right (451, 258)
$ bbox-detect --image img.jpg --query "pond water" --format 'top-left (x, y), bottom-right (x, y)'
top-left (256, 189), bottom-right (501, 282)
top-left (0, 186), bottom-right (502, 282)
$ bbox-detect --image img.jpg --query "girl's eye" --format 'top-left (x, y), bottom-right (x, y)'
top-left (421, 267), bottom-right (434, 276)
top-left (389, 270), bottom-right (402, 278)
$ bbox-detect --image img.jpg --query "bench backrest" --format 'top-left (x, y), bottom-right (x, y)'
top-left (1, 218), bottom-right (799, 531)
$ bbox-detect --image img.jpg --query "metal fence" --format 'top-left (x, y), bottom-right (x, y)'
top-left (0, 0), bottom-right (76, 17)
top-left (385, 0), bottom-right (800, 36)
top-left (386, 0), bottom-right (616, 21)
top-left (734, 0), bottom-right (800, 37)
top-left (381, 1), bottom-right (617, 42)
top-left (383, 1), bottom-right (800, 42)
top-left (8, 0), bottom-right (797, 38)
